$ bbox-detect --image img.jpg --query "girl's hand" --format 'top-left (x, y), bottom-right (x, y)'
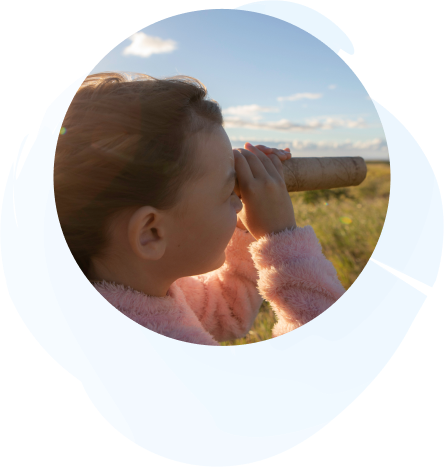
top-left (234, 143), bottom-right (292, 231)
top-left (233, 143), bottom-right (296, 240)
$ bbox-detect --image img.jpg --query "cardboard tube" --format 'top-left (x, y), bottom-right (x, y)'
top-left (281, 156), bottom-right (367, 192)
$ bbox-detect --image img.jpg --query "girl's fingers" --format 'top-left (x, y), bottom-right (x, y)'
top-left (233, 149), bottom-right (254, 185)
top-left (254, 144), bottom-right (273, 154)
top-left (253, 144), bottom-right (290, 152)
top-left (267, 153), bottom-right (286, 181)
top-left (274, 149), bottom-right (291, 161)
top-left (254, 144), bottom-right (281, 156)
top-left (242, 143), bottom-right (283, 180)
top-left (267, 149), bottom-right (290, 162)
top-left (253, 144), bottom-right (291, 161)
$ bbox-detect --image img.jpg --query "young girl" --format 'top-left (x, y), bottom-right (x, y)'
top-left (54, 72), bottom-right (346, 346)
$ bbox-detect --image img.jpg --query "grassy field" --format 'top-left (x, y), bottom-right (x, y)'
top-left (220, 161), bottom-right (391, 346)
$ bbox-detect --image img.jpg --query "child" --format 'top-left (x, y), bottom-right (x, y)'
top-left (54, 72), bottom-right (346, 346)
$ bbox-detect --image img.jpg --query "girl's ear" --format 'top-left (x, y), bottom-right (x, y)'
top-left (127, 206), bottom-right (167, 260)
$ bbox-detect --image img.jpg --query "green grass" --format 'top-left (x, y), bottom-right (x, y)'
top-left (220, 161), bottom-right (390, 346)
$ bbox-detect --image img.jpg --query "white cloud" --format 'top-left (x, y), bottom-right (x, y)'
top-left (224, 116), bottom-right (367, 132)
top-left (277, 92), bottom-right (323, 102)
top-left (223, 105), bottom-right (279, 122)
top-left (122, 32), bottom-right (178, 58)
top-left (328, 84), bottom-right (337, 90)
top-left (305, 116), bottom-right (366, 130)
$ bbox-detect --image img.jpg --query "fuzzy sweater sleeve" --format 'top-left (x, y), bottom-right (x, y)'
top-left (247, 225), bottom-right (346, 337)
top-left (175, 227), bottom-right (264, 342)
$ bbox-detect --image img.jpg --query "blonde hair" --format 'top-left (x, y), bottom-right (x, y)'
top-left (54, 72), bottom-right (223, 277)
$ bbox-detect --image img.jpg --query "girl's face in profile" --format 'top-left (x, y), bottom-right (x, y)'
top-left (168, 124), bottom-right (243, 275)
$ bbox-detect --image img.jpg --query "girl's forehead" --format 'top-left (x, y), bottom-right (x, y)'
top-left (197, 127), bottom-right (234, 165)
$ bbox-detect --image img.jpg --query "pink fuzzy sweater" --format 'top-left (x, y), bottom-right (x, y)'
top-left (93, 226), bottom-right (346, 345)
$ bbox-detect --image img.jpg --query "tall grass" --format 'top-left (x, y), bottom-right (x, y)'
top-left (220, 161), bottom-right (390, 346)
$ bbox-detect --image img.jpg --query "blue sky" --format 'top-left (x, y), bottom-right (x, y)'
top-left (91, 9), bottom-right (388, 160)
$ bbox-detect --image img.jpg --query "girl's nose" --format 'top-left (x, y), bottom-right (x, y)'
top-left (235, 196), bottom-right (243, 213)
